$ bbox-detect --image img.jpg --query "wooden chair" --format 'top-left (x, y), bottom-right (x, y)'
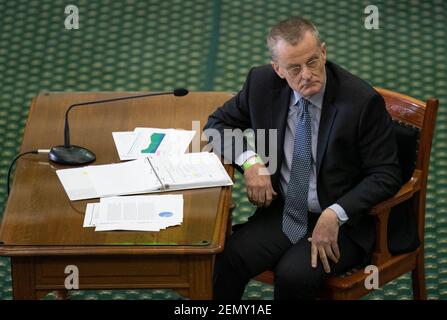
top-left (252, 88), bottom-right (439, 299)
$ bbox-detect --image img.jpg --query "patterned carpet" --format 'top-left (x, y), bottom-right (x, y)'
top-left (0, 0), bottom-right (445, 300)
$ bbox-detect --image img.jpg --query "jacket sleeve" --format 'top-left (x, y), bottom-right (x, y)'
top-left (336, 93), bottom-right (402, 225)
top-left (203, 68), bottom-right (256, 167)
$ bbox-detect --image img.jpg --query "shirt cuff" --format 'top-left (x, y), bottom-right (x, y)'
top-left (235, 150), bottom-right (257, 167)
top-left (328, 204), bottom-right (349, 226)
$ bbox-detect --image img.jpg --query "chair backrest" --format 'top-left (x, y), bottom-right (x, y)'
top-left (375, 88), bottom-right (439, 246)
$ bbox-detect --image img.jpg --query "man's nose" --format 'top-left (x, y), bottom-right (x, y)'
top-left (301, 66), bottom-right (313, 80)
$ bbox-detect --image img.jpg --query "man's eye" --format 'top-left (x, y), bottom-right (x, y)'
top-left (307, 59), bottom-right (319, 68)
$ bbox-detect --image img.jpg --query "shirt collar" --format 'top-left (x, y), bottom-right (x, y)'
top-left (291, 77), bottom-right (327, 110)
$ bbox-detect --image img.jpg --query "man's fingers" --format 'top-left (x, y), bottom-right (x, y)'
top-left (247, 187), bottom-right (258, 206)
top-left (247, 188), bottom-right (253, 203)
top-left (311, 243), bottom-right (318, 268)
top-left (256, 187), bottom-right (265, 207)
top-left (264, 187), bottom-right (272, 207)
top-left (324, 244), bottom-right (339, 264)
top-left (318, 246), bottom-right (331, 273)
top-left (244, 166), bottom-right (274, 207)
top-left (251, 188), bottom-right (260, 206)
top-left (332, 242), bottom-right (341, 260)
top-left (250, 187), bottom-right (265, 207)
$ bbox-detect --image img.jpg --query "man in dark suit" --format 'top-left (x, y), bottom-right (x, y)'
top-left (204, 16), bottom-right (401, 299)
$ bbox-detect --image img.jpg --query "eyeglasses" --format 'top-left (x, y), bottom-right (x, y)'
top-left (284, 56), bottom-right (322, 78)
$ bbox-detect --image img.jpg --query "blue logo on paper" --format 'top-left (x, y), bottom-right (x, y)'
top-left (159, 211), bottom-right (173, 218)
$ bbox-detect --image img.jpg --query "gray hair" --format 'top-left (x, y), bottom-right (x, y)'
top-left (267, 16), bottom-right (322, 61)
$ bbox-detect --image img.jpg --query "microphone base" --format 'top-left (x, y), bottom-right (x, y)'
top-left (49, 145), bottom-right (96, 165)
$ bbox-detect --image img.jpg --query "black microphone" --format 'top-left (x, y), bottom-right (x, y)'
top-left (49, 88), bottom-right (189, 165)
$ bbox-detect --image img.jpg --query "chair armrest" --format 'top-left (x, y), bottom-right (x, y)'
top-left (368, 169), bottom-right (422, 264)
top-left (369, 169), bottom-right (422, 215)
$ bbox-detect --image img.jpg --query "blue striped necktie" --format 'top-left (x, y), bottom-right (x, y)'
top-left (282, 97), bottom-right (312, 244)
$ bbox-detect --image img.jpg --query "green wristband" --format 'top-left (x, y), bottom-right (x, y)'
top-left (242, 154), bottom-right (263, 171)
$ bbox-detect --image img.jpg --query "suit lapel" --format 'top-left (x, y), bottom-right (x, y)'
top-left (270, 84), bottom-right (291, 185)
top-left (316, 66), bottom-right (338, 178)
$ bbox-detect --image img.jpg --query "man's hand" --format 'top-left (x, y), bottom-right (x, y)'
top-left (244, 163), bottom-right (277, 208)
top-left (309, 208), bottom-right (340, 273)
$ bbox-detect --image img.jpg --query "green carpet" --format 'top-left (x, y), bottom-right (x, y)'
top-left (0, 0), bottom-right (445, 300)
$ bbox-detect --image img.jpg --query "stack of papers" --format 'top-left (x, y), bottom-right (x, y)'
top-left (83, 194), bottom-right (183, 231)
top-left (113, 127), bottom-right (196, 160)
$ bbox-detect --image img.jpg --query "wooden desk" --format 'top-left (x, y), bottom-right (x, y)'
top-left (0, 91), bottom-right (234, 299)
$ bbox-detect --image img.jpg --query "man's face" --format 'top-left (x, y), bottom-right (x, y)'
top-left (271, 31), bottom-right (327, 98)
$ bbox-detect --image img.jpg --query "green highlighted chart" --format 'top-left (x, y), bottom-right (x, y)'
top-left (114, 128), bottom-right (195, 160)
top-left (141, 133), bottom-right (166, 154)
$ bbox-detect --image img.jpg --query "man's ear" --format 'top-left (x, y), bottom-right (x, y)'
top-left (271, 61), bottom-right (286, 79)
top-left (320, 42), bottom-right (327, 65)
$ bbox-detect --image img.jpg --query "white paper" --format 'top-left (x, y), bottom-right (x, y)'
top-left (83, 203), bottom-right (100, 227)
top-left (86, 158), bottom-right (161, 197)
top-left (56, 167), bottom-right (98, 201)
top-left (84, 194), bottom-right (184, 232)
top-left (112, 131), bottom-right (138, 160)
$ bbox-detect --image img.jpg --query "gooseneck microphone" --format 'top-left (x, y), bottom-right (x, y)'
top-left (49, 88), bottom-right (189, 165)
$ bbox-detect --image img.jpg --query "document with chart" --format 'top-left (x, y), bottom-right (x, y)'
top-left (56, 152), bottom-right (233, 201)
top-left (112, 127), bottom-right (196, 160)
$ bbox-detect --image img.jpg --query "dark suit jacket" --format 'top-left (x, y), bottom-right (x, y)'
top-left (204, 61), bottom-right (402, 254)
